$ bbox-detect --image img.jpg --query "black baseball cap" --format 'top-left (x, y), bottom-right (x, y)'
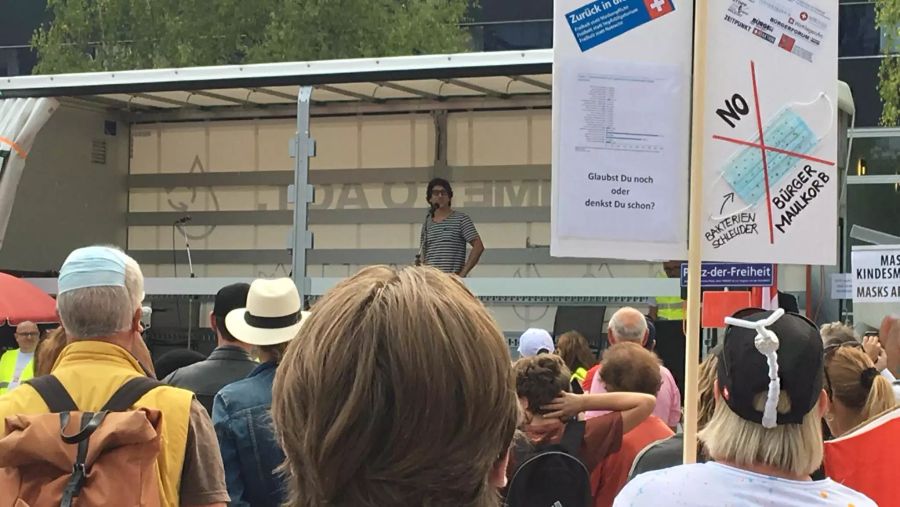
top-left (717, 309), bottom-right (824, 425)
top-left (212, 283), bottom-right (250, 334)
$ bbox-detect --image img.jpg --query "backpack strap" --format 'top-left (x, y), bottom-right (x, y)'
top-left (102, 376), bottom-right (164, 412)
top-left (559, 420), bottom-right (586, 458)
top-left (61, 409), bottom-right (98, 507)
top-left (26, 376), bottom-right (79, 413)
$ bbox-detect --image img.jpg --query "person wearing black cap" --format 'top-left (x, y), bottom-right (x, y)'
top-left (163, 283), bottom-right (257, 414)
top-left (615, 308), bottom-right (876, 506)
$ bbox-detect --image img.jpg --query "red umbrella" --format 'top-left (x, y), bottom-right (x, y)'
top-left (0, 273), bottom-right (58, 326)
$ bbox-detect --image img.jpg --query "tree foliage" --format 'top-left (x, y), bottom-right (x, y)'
top-left (876, 0), bottom-right (900, 126)
top-left (32, 0), bottom-right (472, 74)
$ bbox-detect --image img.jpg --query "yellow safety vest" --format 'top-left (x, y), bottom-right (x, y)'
top-left (0, 340), bottom-right (193, 507)
top-left (656, 272), bottom-right (685, 320)
top-left (571, 367), bottom-right (588, 385)
top-left (0, 349), bottom-right (34, 395)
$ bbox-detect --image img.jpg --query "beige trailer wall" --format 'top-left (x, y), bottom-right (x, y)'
top-left (125, 111), bottom-right (806, 332)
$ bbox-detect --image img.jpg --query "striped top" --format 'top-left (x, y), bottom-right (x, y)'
top-left (419, 210), bottom-right (479, 274)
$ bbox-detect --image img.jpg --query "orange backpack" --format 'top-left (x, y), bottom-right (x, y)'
top-left (0, 376), bottom-right (165, 507)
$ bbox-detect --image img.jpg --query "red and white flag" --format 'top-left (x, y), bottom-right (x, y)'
top-left (751, 266), bottom-right (779, 310)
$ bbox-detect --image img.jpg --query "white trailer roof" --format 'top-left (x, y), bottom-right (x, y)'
top-left (0, 50), bottom-right (552, 120)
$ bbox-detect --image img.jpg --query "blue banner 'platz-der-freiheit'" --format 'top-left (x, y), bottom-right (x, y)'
top-left (565, 0), bottom-right (675, 52)
top-left (679, 263), bottom-right (775, 288)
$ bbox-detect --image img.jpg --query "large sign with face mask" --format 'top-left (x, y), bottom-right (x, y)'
top-left (551, 0), bottom-right (693, 261)
top-left (701, 0), bottom-right (839, 265)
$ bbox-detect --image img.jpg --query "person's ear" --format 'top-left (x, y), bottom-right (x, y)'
top-left (714, 379), bottom-right (723, 403)
top-left (642, 329), bottom-right (649, 346)
top-left (489, 448), bottom-right (511, 489)
top-left (817, 389), bottom-right (829, 417)
top-left (131, 307), bottom-right (142, 333)
top-left (607, 329), bottom-right (616, 344)
top-left (209, 312), bottom-right (217, 331)
top-left (518, 396), bottom-right (529, 412)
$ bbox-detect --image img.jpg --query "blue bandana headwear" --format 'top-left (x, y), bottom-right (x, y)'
top-left (58, 246), bottom-right (127, 295)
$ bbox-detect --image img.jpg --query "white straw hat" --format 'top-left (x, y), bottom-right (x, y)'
top-left (225, 278), bottom-right (308, 346)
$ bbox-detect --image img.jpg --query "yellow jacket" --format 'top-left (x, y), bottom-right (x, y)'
top-left (655, 271), bottom-right (685, 320)
top-left (0, 348), bottom-right (34, 395)
top-left (0, 340), bottom-right (193, 507)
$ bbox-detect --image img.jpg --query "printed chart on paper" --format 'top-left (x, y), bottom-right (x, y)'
top-left (557, 58), bottom-right (681, 243)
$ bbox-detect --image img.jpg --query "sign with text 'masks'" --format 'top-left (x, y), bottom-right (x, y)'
top-left (551, 0), bottom-right (691, 261)
top-left (852, 246), bottom-right (900, 303)
top-left (700, 0), bottom-right (839, 264)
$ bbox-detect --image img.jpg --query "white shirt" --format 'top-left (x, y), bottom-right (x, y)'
top-left (615, 462), bottom-right (875, 507)
top-left (7, 351), bottom-right (34, 391)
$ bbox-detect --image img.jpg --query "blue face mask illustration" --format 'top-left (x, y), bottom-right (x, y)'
top-left (721, 107), bottom-right (818, 205)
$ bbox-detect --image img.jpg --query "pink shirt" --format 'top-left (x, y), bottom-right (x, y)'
top-left (587, 364), bottom-right (682, 428)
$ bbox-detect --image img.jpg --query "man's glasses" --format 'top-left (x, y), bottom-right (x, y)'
top-left (15, 332), bottom-right (39, 338)
top-left (431, 190), bottom-right (448, 196)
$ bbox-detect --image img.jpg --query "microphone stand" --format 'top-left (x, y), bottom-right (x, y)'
top-left (416, 204), bottom-right (437, 266)
top-left (176, 221), bottom-right (195, 349)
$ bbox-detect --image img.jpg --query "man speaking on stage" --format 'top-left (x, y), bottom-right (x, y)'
top-left (418, 178), bottom-right (484, 277)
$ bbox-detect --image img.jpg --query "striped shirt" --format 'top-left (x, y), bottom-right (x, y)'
top-left (420, 210), bottom-right (479, 274)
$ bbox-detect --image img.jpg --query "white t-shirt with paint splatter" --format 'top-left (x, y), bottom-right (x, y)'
top-left (615, 462), bottom-right (875, 507)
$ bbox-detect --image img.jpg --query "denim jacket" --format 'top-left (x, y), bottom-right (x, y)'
top-left (212, 361), bottom-right (286, 507)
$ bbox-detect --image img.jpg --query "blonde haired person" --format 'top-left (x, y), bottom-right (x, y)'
top-left (556, 330), bottom-right (597, 388)
top-left (271, 266), bottom-right (518, 507)
top-left (615, 310), bottom-right (875, 507)
top-left (820, 321), bottom-right (900, 402)
top-left (822, 344), bottom-right (900, 506)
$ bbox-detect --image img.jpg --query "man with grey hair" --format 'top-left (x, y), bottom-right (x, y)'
top-left (587, 307), bottom-right (682, 428)
top-left (0, 246), bottom-right (229, 507)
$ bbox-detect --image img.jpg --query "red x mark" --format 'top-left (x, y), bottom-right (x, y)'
top-left (712, 61), bottom-right (835, 245)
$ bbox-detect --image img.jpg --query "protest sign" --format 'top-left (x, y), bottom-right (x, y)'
top-left (852, 246), bottom-right (900, 303)
top-left (700, 0), bottom-right (839, 264)
top-left (551, 0), bottom-right (692, 261)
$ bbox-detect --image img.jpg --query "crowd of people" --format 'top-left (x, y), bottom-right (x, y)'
top-left (0, 244), bottom-right (897, 506)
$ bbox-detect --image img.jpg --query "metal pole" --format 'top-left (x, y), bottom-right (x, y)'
top-left (291, 86), bottom-right (315, 301)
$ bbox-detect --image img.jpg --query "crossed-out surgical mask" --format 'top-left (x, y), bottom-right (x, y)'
top-left (717, 93), bottom-right (833, 211)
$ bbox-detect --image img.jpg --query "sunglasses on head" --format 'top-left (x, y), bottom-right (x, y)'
top-left (823, 340), bottom-right (862, 357)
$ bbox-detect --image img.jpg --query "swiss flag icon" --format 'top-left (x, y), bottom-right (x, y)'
top-left (643, 0), bottom-right (674, 19)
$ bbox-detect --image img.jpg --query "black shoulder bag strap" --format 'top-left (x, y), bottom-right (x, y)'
top-left (26, 375), bottom-right (78, 413)
top-left (102, 376), bottom-right (165, 412)
top-left (559, 420), bottom-right (586, 458)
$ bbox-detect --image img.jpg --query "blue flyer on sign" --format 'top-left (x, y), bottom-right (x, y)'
top-left (566, 0), bottom-right (676, 52)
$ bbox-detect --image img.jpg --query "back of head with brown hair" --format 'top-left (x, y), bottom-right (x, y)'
top-left (820, 322), bottom-right (857, 345)
top-left (825, 346), bottom-right (896, 424)
top-left (514, 354), bottom-right (571, 416)
top-left (599, 342), bottom-right (661, 396)
top-left (556, 331), bottom-right (597, 373)
top-left (34, 327), bottom-right (68, 377)
top-left (271, 266), bottom-right (518, 507)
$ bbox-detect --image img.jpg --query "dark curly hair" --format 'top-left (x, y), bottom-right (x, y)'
top-left (426, 178), bottom-right (453, 205)
top-left (599, 342), bottom-right (661, 396)
top-left (514, 354), bottom-right (571, 415)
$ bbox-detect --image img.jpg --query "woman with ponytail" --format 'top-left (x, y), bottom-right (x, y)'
top-left (823, 344), bottom-right (900, 506)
